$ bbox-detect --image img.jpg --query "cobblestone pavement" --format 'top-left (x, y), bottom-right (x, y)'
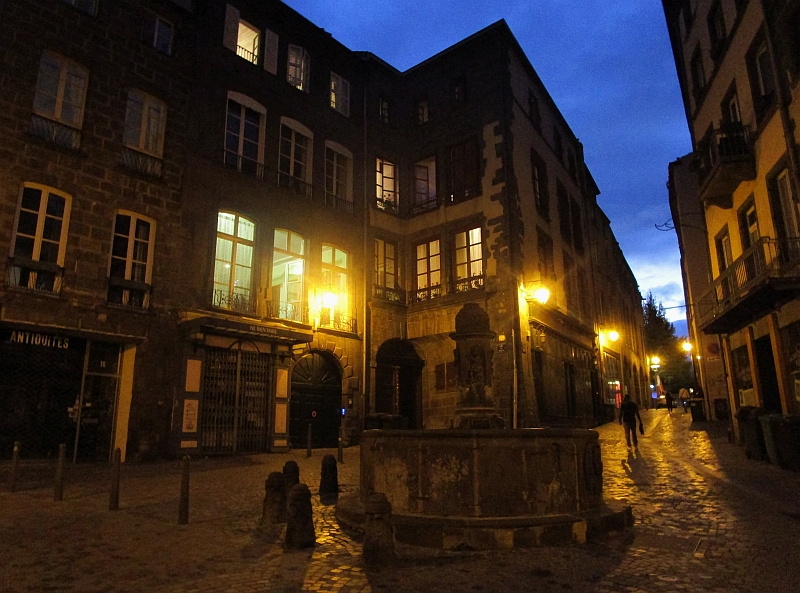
top-left (3, 410), bottom-right (800, 592)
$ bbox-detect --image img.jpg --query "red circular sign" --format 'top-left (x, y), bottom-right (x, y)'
top-left (312, 411), bottom-right (317, 417)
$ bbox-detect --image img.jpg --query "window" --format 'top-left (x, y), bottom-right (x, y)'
top-left (413, 156), bottom-right (437, 213)
top-left (721, 82), bottom-right (741, 124)
top-left (376, 158), bottom-right (397, 212)
top-left (122, 90), bottom-right (166, 169)
top-left (418, 100), bottom-right (429, 124)
top-left (379, 97), bottom-right (390, 123)
top-left (531, 148), bottom-right (550, 219)
top-left (213, 212), bottom-right (255, 313)
top-left (553, 128), bottom-right (563, 163)
top-left (330, 72), bottom-right (350, 116)
top-left (62, 0), bottom-right (97, 15)
top-left (738, 198), bottom-right (760, 253)
top-left (537, 229), bottom-right (554, 282)
top-left (375, 238), bottom-right (400, 302)
top-left (746, 33), bottom-right (776, 121)
top-left (224, 93), bottom-right (264, 177)
top-left (570, 198), bottom-right (584, 253)
top-left (31, 52), bottom-right (88, 149)
top-left (715, 227), bottom-right (733, 301)
top-left (452, 76), bottom-right (467, 105)
top-left (222, 5), bottom-right (259, 64)
top-left (325, 142), bottom-right (352, 212)
top-left (563, 251), bottom-right (578, 313)
top-left (7, 184), bottom-right (71, 294)
top-left (447, 137), bottom-right (481, 203)
top-left (320, 245), bottom-right (350, 330)
top-left (287, 45), bottom-right (310, 91)
top-left (690, 46), bottom-right (706, 99)
top-left (557, 181), bottom-right (572, 246)
top-left (567, 150), bottom-right (577, 180)
top-left (278, 119), bottom-right (313, 196)
top-left (271, 229), bottom-right (306, 322)
top-left (142, 11), bottom-right (173, 55)
top-left (527, 89), bottom-right (541, 127)
top-left (454, 227), bottom-right (483, 292)
top-left (435, 361), bottom-right (458, 391)
top-left (415, 239), bottom-right (441, 301)
top-left (108, 212), bottom-right (154, 309)
top-left (707, 1), bottom-right (727, 58)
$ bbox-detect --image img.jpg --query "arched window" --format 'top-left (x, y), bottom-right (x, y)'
top-left (271, 229), bottom-right (306, 322)
top-left (213, 211), bottom-right (255, 313)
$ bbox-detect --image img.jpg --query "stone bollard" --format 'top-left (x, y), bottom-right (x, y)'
top-left (319, 454), bottom-right (339, 500)
top-left (261, 472), bottom-right (287, 527)
top-left (282, 460), bottom-right (300, 494)
top-left (363, 493), bottom-right (395, 567)
top-left (285, 483), bottom-right (315, 549)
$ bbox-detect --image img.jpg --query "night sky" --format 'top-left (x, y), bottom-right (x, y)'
top-left (282, 0), bottom-right (693, 334)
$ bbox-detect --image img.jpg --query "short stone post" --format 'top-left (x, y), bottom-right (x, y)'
top-left (282, 460), bottom-right (300, 494)
top-left (363, 492), bottom-right (395, 567)
top-left (10, 441), bottom-right (20, 492)
top-left (319, 454), bottom-right (339, 501)
top-left (261, 471), bottom-right (287, 527)
top-left (285, 483), bottom-right (315, 548)
top-left (53, 444), bottom-right (66, 501)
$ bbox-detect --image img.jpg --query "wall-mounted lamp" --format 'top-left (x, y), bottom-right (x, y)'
top-left (522, 282), bottom-right (550, 304)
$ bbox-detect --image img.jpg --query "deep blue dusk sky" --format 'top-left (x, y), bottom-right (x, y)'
top-left (282, 0), bottom-right (693, 332)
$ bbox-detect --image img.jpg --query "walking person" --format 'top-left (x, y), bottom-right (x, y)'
top-left (665, 391), bottom-right (674, 414)
top-left (619, 395), bottom-right (644, 452)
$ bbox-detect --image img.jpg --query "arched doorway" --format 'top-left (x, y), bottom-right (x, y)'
top-left (290, 352), bottom-right (342, 448)
top-left (375, 339), bottom-right (424, 428)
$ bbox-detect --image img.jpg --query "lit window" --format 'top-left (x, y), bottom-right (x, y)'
top-left (278, 120), bottom-right (313, 196)
top-left (213, 212), bottom-right (255, 313)
top-left (287, 45), bottom-right (310, 91)
top-left (375, 238), bottom-right (398, 297)
top-left (376, 158), bottom-right (397, 212)
top-left (330, 72), bottom-right (350, 116)
top-left (325, 143), bottom-right (352, 212)
top-left (237, 20), bottom-right (260, 64)
top-left (454, 227), bottom-right (483, 291)
top-left (8, 184), bottom-right (71, 294)
top-left (415, 239), bottom-right (441, 301)
top-left (142, 12), bottom-right (174, 55)
top-left (123, 90), bottom-right (166, 157)
top-left (271, 229), bottom-right (306, 321)
top-left (108, 212), bottom-right (154, 309)
top-left (321, 245), bottom-right (349, 325)
top-left (224, 93), bottom-right (265, 178)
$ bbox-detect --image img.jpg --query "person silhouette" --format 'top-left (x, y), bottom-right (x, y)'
top-left (619, 394), bottom-right (644, 452)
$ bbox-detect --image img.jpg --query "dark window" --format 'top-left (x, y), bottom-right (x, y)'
top-left (379, 97), bottom-right (389, 123)
top-left (553, 128), bottom-right (563, 163)
top-left (746, 31), bottom-right (775, 122)
top-left (452, 76), bottom-right (467, 105)
top-left (563, 251), bottom-right (578, 313)
top-left (537, 229), bottom-right (554, 281)
top-left (142, 11), bottom-right (173, 55)
top-left (62, 0), bottom-right (97, 15)
top-left (690, 46), bottom-right (706, 101)
top-left (417, 99), bottom-right (429, 124)
top-left (570, 198), bottom-right (584, 253)
top-left (530, 148), bottom-right (550, 220)
top-left (447, 137), bottom-right (481, 203)
top-left (527, 89), bottom-right (541, 128)
top-left (557, 181), bottom-right (572, 246)
top-left (707, 1), bottom-right (727, 60)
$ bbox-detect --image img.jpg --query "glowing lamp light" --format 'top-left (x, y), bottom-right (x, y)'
top-left (682, 341), bottom-right (693, 353)
top-left (608, 330), bottom-right (619, 342)
top-left (532, 286), bottom-right (551, 304)
top-left (322, 291), bottom-right (338, 309)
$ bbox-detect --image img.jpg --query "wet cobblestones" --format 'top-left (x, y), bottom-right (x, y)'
top-left (3, 410), bottom-right (800, 592)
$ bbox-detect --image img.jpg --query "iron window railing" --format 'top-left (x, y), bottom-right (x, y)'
top-left (373, 284), bottom-right (406, 304)
top-left (121, 147), bottom-right (163, 178)
top-left (29, 115), bottom-right (81, 150)
top-left (411, 194), bottom-right (438, 214)
top-left (413, 284), bottom-right (444, 302)
top-left (107, 276), bottom-right (151, 309)
top-left (264, 300), bottom-right (309, 324)
top-left (224, 149), bottom-right (264, 179)
top-left (212, 289), bottom-right (257, 314)
top-left (6, 257), bottom-right (63, 295)
top-left (236, 45), bottom-right (258, 64)
top-left (375, 190), bottom-right (398, 214)
top-left (278, 171), bottom-right (314, 198)
top-left (318, 309), bottom-right (358, 334)
top-left (696, 121), bottom-right (751, 185)
top-left (453, 274), bottom-right (485, 293)
top-left (324, 192), bottom-right (354, 214)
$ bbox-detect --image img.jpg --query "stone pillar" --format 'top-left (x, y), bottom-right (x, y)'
top-left (362, 492), bottom-right (394, 567)
top-left (449, 303), bottom-right (503, 429)
top-left (285, 483), bottom-right (315, 549)
top-left (283, 460), bottom-right (300, 494)
top-left (261, 472), bottom-right (287, 527)
top-left (319, 454), bottom-right (339, 499)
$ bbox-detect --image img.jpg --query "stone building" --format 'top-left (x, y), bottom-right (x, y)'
top-left (662, 0), bottom-right (800, 432)
top-left (0, 0), bottom-right (647, 461)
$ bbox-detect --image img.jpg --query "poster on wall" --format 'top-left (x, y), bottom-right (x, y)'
top-left (182, 399), bottom-right (198, 433)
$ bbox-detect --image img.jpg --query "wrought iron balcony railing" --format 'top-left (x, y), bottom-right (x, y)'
top-left (107, 276), bottom-right (151, 309)
top-left (6, 257), bottom-right (63, 295)
top-left (212, 289), bottom-right (257, 314)
top-left (453, 274), bottom-right (485, 293)
top-left (223, 150), bottom-right (264, 179)
top-left (413, 284), bottom-right (443, 303)
top-left (375, 191), bottom-right (397, 214)
top-left (697, 236), bottom-right (800, 331)
top-left (264, 300), bottom-right (309, 324)
top-left (324, 192), bottom-right (354, 214)
top-left (696, 121), bottom-right (755, 208)
top-left (236, 45), bottom-right (258, 64)
top-left (278, 171), bottom-right (314, 198)
top-left (411, 193), bottom-right (438, 214)
top-left (121, 147), bottom-right (163, 178)
top-left (318, 308), bottom-right (357, 334)
top-left (29, 115), bottom-right (81, 150)
top-left (373, 284), bottom-right (406, 304)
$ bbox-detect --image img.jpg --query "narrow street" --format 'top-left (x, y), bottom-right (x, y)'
top-left (2, 410), bottom-right (799, 593)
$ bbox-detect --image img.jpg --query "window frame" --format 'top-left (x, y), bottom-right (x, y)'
top-left (330, 71), bottom-right (350, 116)
top-left (213, 211), bottom-right (256, 313)
top-left (224, 92), bottom-right (266, 177)
top-left (279, 117), bottom-right (314, 191)
top-left (321, 244), bottom-right (349, 320)
top-left (287, 44), bottom-right (310, 92)
top-left (376, 157), bottom-right (397, 212)
top-left (271, 228), bottom-right (307, 320)
top-left (123, 89), bottom-right (167, 158)
top-left (107, 211), bottom-right (156, 309)
top-left (142, 10), bottom-right (174, 55)
top-left (453, 226), bottom-right (484, 292)
top-left (415, 238), bottom-right (442, 301)
top-left (446, 136), bottom-right (481, 203)
top-left (325, 141), bottom-right (353, 211)
top-left (32, 51), bottom-right (89, 129)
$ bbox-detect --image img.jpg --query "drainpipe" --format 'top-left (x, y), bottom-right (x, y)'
top-left (361, 72), bottom-right (370, 429)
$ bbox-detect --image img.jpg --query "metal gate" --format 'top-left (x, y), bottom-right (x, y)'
top-left (200, 345), bottom-right (270, 453)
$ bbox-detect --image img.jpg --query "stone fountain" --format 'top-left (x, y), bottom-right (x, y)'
top-left (337, 304), bottom-right (631, 550)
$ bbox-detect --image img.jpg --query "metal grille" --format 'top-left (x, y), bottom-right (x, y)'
top-left (200, 347), bottom-right (270, 454)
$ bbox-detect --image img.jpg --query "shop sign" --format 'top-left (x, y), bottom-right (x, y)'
top-left (4, 329), bottom-right (70, 349)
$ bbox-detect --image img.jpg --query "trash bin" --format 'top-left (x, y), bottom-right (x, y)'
top-left (737, 407), bottom-right (767, 460)
top-left (759, 414), bottom-right (782, 465)
top-left (773, 415), bottom-right (800, 472)
top-left (689, 398), bottom-right (706, 422)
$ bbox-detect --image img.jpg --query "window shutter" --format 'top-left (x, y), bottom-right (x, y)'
top-left (223, 4), bottom-right (239, 52)
top-left (264, 28), bottom-right (279, 74)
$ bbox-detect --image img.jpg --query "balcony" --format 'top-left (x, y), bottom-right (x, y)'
top-left (324, 192), bottom-right (354, 214)
top-left (29, 115), bottom-right (81, 150)
top-left (373, 284), bottom-right (406, 304)
top-left (697, 236), bottom-right (800, 334)
top-left (6, 257), bottom-right (63, 295)
top-left (696, 122), bottom-right (756, 209)
top-left (413, 284), bottom-right (443, 303)
top-left (278, 171), bottom-right (313, 198)
top-left (411, 193), bottom-right (438, 215)
top-left (212, 289), bottom-right (257, 315)
top-left (121, 147), bottom-right (162, 178)
top-left (318, 308), bottom-right (357, 334)
top-left (107, 277), bottom-right (151, 309)
top-left (264, 300), bottom-right (309, 324)
top-left (453, 274), bottom-right (485, 293)
top-left (223, 150), bottom-right (264, 179)
top-left (375, 190), bottom-right (397, 214)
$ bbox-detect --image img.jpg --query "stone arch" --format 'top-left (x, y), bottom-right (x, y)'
top-left (289, 346), bottom-right (345, 448)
